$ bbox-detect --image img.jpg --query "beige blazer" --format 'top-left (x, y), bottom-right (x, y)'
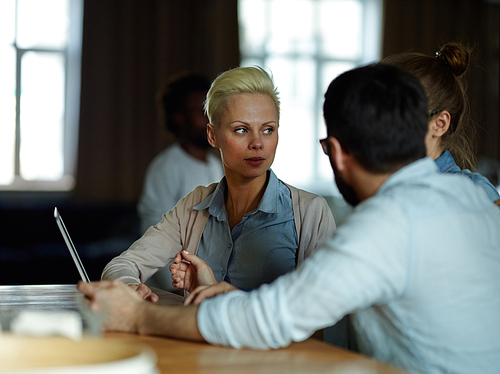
top-left (102, 182), bottom-right (336, 285)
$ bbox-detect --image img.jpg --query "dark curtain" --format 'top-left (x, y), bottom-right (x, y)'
top-left (382, 0), bottom-right (500, 171)
top-left (75, 0), bottom-right (240, 202)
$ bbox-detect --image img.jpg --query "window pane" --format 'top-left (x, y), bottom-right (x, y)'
top-left (0, 46), bottom-right (16, 184)
top-left (17, 0), bottom-right (69, 49)
top-left (0, 0), bottom-right (16, 45)
top-left (316, 61), bottom-right (356, 180)
top-left (265, 57), bottom-right (317, 185)
top-left (267, 0), bottom-right (315, 55)
top-left (238, 0), bottom-right (267, 56)
top-left (238, 0), bottom-right (382, 196)
top-left (241, 57), bottom-right (264, 68)
top-left (20, 51), bottom-right (65, 181)
top-left (319, 0), bottom-right (362, 59)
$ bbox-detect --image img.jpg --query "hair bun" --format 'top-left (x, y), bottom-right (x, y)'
top-left (438, 43), bottom-right (469, 77)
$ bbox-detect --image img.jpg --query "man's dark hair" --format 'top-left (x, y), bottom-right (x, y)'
top-left (157, 72), bottom-right (211, 135)
top-left (323, 63), bottom-right (428, 173)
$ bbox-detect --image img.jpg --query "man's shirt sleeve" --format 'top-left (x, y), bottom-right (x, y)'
top-left (198, 196), bottom-right (411, 349)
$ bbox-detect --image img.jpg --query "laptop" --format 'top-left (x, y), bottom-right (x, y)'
top-left (54, 207), bottom-right (90, 283)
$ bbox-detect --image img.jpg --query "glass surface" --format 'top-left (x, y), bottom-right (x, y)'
top-left (267, 0), bottom-right (315, 55)
top-left (240, 57), bottom-right (264, 69)
top-left (264, 57), bottom-right (317, 185)
top-left (0, 0), bottom-right (16, 45)
top-left (319, 0), bottom-right (362, 59)
top-left (238, 0), bottom-right (267, 56)
top-left (316, 61), bottom-right (356, 179)
top-left (239, 0), bottom-right (382, 195)
top-left (0, 46), bottom-right (16, 185)
top-left (17, 0), bottom-right (69, 49)
top-left (19, 51), bottom-right (65, 181)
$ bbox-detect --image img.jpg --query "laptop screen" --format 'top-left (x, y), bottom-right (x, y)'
top-left (54, 207), bottom-right (90, 282)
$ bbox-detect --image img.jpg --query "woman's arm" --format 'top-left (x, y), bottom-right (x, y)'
top-left (101, 184), bottom-right (216, 284)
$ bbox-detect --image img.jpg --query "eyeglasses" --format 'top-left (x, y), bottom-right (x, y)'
top-left (319, 137), bottom-right (329, 155)
top-left (428, 109), bottom-right (442, 118)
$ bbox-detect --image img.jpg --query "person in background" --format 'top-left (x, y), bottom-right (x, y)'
top-left (137, 72), bottom-right (224, 290)
top-left (383, 42), bottom-right (500, 204)
top-left (80, 63), bottom-right (500, 374)
top-left (101, 66), bottom-right (335, 299)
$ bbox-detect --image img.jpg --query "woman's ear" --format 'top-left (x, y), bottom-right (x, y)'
top-left (429, 110), bottom-right (451, 138)
top-left (207, 123), bottom-right (218, 148)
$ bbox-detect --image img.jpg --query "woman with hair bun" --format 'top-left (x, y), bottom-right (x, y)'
top-left (383, 42), bottom-right (500, 204)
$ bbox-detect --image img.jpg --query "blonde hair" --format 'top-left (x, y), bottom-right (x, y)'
top-left (204, 66), bottom-right (280, 126)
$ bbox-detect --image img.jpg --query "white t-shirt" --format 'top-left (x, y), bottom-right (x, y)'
top-left (138, 143), bottom-right (223, 234)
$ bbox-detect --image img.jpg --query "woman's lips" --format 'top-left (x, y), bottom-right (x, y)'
top-left (245, 157), bottom-right (265, 167)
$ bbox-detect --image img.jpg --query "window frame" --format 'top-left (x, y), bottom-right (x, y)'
top-left (238, 0), bottom-right (383, 196)
top-left (0, 0), bottom-right (83, 192)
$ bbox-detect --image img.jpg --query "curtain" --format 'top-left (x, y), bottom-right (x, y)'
top-left (75, 0), bottom-right (239, 202)
top-left (382, 0), bottom-right (500, 169)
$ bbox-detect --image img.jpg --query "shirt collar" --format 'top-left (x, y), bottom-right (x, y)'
top-left (377, 157), bottom-right (439, 195)
top-left (434, 150), bottom-right (460, 173)
top-left (194, 169), bottom-right (280, 218)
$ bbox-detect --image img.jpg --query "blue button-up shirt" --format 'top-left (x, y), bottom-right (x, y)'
top-left (194, 170), bottom-right (298, 291)
top-left (199, 158), bottom-right (500, 373)
top-left (435, 150), bottom-right (500, 201)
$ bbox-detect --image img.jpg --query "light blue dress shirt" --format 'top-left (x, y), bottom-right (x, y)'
top-left (195, 170), bottom-right (298, 291)
top-left (198, 158), bottom-right (500, 374)
top-left (435, 150), bottom-right (500, 202)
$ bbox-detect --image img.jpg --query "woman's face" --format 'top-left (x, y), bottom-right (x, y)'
top-left (208, 93), bottom-right (278, 181)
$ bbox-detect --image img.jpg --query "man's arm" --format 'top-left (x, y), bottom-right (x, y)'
top-left (77, 280), bottom-right (204, 342)
top-left (80, 199), bottom-right (408, 349)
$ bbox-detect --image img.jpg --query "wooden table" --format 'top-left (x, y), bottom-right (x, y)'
top-left (0, 285), bottom-right (408, 373)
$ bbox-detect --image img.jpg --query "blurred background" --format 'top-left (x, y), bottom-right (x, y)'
top-left (0, 0), bottom-right (498, 285)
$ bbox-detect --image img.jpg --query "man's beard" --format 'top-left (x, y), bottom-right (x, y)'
top-left (332, 163), bottom-right (360, 207)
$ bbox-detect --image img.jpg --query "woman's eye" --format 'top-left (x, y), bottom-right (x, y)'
top-left (235, 128), bottom-right (247, 134)
top-left (263, 127), bottom-right (275, 134)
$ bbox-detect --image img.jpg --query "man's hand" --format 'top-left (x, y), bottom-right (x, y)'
top-left (183, 281), bottom-right (239, 305)
top-left (169, 250), bottom-right (217, 292)
top-left (127, 283), bottom-right (159, 303)
top-left (77, 280), bottom-right (146, 333)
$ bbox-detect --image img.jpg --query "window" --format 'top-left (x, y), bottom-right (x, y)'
top-left (0, 0), bottom-right (83, 191)
top-left (238, 0), bottom-right (382, 196)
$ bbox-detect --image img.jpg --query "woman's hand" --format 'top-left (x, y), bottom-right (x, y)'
top-left (127, 283), bottom-right (159, 303)
top-left (169, 250), bottom-right (217, 293)
top-left (183, 281), bottom-right (239, 305)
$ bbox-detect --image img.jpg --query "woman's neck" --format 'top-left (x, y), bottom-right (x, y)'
top-left (224, 172), bottom-right (269, 229)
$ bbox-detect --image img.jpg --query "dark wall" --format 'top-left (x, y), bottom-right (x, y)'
top-left (75, 0), bottom-right (240, 203)
top-left (0, 1), bottom-right (240, 285)
top-left (0, 201), bottom-right (139, 285)
top-left (383, 0), bottom-right (500, 182)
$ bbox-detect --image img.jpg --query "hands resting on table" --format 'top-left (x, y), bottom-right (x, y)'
top-left (77, 250), bottom-right (238, 334)
top-left (77, 279), bottom-right (203, 340)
